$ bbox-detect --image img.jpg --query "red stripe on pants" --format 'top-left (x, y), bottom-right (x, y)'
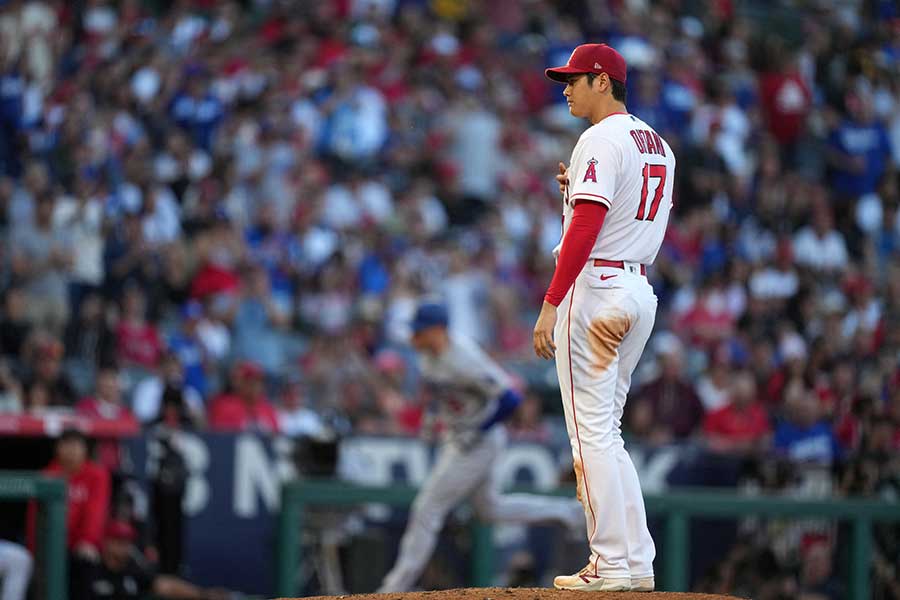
top-left (567, 284), bottom-right (599, 575)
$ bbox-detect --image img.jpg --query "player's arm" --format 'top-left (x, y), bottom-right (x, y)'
top-left (478, 387), bottom-right (522, 431)
top-left (534, 139), bottom-right (618, 359)
top-left (543, 202), bottom-right (609, 306)
top-left (457, 339), bottom-right (520, 431)
top-left (548, 137), bottom-right (619, 306)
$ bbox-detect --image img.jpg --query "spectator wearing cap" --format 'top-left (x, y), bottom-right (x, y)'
top-left (53, 176), bottom-right (107, 313)
top-left (208, 360), bottom-right (279, 433)
top-left (841, 274), bottom-right (880, 341)
top-left (244, 202), bottom-right (295, 304)
top-left (695, 344), bottom-right (735, 412)
top-left (703, 369), bottom-right (772, 455)
top-left (748, 238), bottom-right (799, 306)
top-left (628, 334), bottom-right (705, 445)
top-left (230, 264), bottom-right (290, 375)
top-left (115, 284), bottom-right (164, 372)
top-left (0, 285), bottom-right (31, 358)
top-left (506, 391), bottom-right (553, 444)
top-left (76, 366), bottom-right (139, 472)
top-left (277, 375), bottom-right (326, 438)
top-left (9, 189), bottom-right (74, 333)
top-left (792, 199), bottom-right (849, 274)
top-left (370, 348), bottom-right (421, 436)
top-left (188, 211), bottom-right (244, 301)
top-left (27, 430), bottom-right (110, 599)
top-left (132, 351), bottom-right (204, 425)
top-left (102, 212), bottom-right (156, 299)
top-left (86, 519), bottom-right (230, 600)
top-left (827, 91), bottom-right (894, 201)
top-left (774, 381), bottom-right (843, 468)
top-left (63, 292), bottom-right (116, 370)
top-left (763, 330), bottom-right (809, 407)
top-left (675, 276), bottom-right (739, 351)
top-left (169, 71), bottom-right (225, 153)
top-left (24, 335), bottom-right (77, 407)
top-left (167, 301), bottom-right (210, 398)
top-left (137, 180), bottom-right (182, 249)
top-left (757, 48), bottom-right (813, 152)
top-left (797, 535), bottom-right (843, 600)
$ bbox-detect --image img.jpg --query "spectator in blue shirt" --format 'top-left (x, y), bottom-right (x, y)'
top-left (774, 381), bottom-right (843, 467)
top-left (0, 59), bottom-right (24, 177)
top-left (167, 301), bottom-right (208, 398)
top-left (827, 92), bottom-right (893, 200)
top-left (168, 74), bottom-right (224, 152)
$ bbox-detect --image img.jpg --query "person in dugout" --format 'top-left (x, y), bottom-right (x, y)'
top-left (27, 428), bottom-right (110, 600)
top-left (83, 520), bottom-right (231, 600)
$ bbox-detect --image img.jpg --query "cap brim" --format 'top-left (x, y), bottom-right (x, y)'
top-left (545, 66), bottom-right (588, 83)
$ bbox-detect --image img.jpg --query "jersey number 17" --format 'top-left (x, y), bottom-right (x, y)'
top-left (635, 164), bottom-right (667, 221)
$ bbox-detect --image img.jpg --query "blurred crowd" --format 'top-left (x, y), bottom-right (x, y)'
top-left (0, 0), bottom-right (899, 597)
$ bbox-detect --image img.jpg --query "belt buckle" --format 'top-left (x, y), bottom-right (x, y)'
top-left (625, 262), bottom-right (639, 275)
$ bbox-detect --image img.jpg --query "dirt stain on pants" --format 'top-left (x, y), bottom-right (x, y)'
top-left (587, 314), bottom-right (631, 372)
top-left (573, 458), bottom-right (585, 505)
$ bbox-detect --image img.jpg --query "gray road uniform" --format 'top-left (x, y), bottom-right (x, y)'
top-left (378, 335), bottom-right (584, 593)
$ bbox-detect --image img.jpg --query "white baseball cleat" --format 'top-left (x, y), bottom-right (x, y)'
top-left (553, 565), bottom-right (631, 591)
top-left (631, 576), bottom-right (655, 591)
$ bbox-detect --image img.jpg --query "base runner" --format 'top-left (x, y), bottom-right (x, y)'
top-left (379, 302), bottom-right (584, 593)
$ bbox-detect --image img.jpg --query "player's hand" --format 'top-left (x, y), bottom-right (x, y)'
top-left (74, 542), bottom-right (100, 562)
top-left (533, 301), bottom-right (558, 360)
top-left (556, 162), bottom-right (569, 195)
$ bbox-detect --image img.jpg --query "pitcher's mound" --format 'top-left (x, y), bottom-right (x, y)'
top-left (283, 587), bottom-right (744, 600)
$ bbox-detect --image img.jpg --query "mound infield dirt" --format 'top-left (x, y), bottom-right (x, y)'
top-left (284, 587), bottom-right (745, 600)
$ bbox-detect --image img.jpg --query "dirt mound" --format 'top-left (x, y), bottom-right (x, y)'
top-left (283, 587), bottom-right (745, 600)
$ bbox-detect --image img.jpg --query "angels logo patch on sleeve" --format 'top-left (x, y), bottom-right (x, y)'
top-left (583, 158), bottom-right (598, 183)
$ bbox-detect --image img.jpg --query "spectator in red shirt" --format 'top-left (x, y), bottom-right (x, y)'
top-left (75, 366), bottom-right (139, 472)
top-left (208, 361), bottom-right (279, 433)
top-left (27, 429), bottom-right (110, 600)
top-left (703, 369), bottom-right (772, 455)
top-left (758, 52), bottom-right (812, 148)
top-left (115, 284), bottom-right (163, 371)
top-left (628, 334), bottom-right (705, 444)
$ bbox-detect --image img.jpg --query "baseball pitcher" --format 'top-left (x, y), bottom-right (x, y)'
top-left (533, 43), bottom-right (675, 592)
top-left (379, 302), bottom-right (584, 593)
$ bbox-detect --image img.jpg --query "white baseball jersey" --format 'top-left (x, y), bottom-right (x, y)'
top-left (549, 111), bottom-right (675, 582)
top-left (556, 113), bottom-right (675, 265)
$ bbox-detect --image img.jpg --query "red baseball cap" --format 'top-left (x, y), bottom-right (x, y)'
top-left (546, 43), bottom-right (627, 84)
top-left (236, 360), bottom-right (265, 380)
top-left (105, 520), bottom-right (137, 542)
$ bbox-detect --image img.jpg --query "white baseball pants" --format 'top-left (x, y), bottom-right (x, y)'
top-left (0, 541), bottom-right (32, 600)
top-left (554, 262), bottom-right (657, 579)
top-left (378, 426), bottom-right (583, 592)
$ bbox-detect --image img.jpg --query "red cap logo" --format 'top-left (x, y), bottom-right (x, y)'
top-left (546, 44), bottom-right (627, 84)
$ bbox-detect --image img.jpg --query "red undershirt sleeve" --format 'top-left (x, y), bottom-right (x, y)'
top-left (544, 201), bottom-right (609, 306)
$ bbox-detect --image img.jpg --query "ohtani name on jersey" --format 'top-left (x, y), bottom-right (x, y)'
top-left (629, 129), bottom-right (666, 157)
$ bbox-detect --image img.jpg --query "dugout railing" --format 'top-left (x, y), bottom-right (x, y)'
top-left (277, 479), bottom-right (900, 599)
top-left (0, 472), bottom-right (67, 600)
